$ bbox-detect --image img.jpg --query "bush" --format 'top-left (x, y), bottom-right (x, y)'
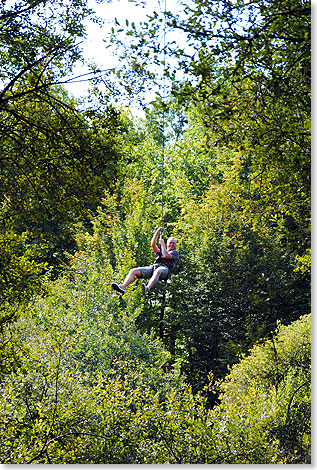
top-left (210, 313), bottom-right (311, 463)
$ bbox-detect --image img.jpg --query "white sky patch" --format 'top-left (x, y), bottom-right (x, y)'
top-left (64, 0), bottom-right (184, 100)
top-left (65, 0), bottom-right (161, 98)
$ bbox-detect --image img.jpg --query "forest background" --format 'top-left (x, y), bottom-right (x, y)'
top-left (0, 0), bottom-right (311, 464)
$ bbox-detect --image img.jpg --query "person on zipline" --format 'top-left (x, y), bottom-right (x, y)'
top-left (111, 227), bottom-right (179, 296)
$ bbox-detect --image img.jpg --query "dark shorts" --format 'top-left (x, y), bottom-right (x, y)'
top-left (138, 264), bottom-right (169, 280)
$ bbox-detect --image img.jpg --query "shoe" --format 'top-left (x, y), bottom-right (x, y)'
top-left (111, 282), bottom-right (125, 294)
top-left (142, 283), bottom-right (149, 296)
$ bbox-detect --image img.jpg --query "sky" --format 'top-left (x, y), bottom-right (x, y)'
top-left (64, 0), bottom-right (164, 99)
top-left (64, 0), bottom-right (190, 108)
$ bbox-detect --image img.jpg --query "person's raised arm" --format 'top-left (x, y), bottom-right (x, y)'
top-left (159, 238), bottom-right (173, 259)
top-left (151, 227), bottom-right (163, 253)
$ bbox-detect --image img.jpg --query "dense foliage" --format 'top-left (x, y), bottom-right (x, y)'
top-left (0, 0), bottom-right (134, 324)
top-left (106, 0), bottom-right (311, 275)
top-left (0, 269), bottom-right (310, 463)
top-left (0, 0), bottom-right (310, 464)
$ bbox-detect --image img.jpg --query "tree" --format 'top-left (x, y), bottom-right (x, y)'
top-left (1, 91), bottom-right (130, 256)
top-left (0, 231), bottom-right (310, 463)
top-left (0, 0), bottom-right (106, 108)
top-left (0, 0), bottom-right (139, 323)
top-left (0, 88), bottom-right (135, 334)
top-left (104, 0), bottom-right (311, 270)
top-left (211, 313), bottom-right (311, 463)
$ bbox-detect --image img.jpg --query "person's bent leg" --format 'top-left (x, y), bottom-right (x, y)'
top-left (112, 267), bottom-right (142, 294)
top-left (121, 268), bottom-right (142, 290)
top-left (147, 267), bottom-right (164, 290)
top-left (142, 267), bottom-right (164, 295)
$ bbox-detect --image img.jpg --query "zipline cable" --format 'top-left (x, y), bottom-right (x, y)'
top-left (160, 0), bottom-right (167, 228)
